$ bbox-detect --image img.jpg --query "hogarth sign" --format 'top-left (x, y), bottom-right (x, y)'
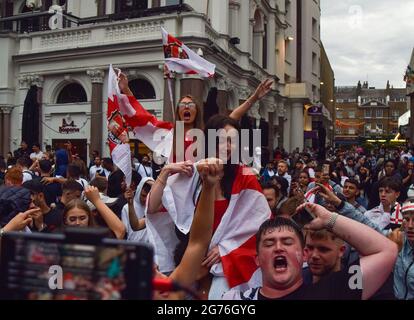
top-left (59, 118), bottom-right (80, 134)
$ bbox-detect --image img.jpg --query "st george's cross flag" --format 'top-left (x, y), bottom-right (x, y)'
top-left (146, 164), bottom-right (271, 290)
top-left (161, 27), bottom-right (216, 78)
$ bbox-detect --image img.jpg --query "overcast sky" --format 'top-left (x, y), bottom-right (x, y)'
top-left (321, 0), bottom-right (414, 89)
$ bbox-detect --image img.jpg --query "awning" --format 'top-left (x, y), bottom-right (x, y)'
top-left (399, 110), bottom-right (410, 127)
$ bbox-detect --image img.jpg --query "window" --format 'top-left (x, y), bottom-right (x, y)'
top-left (165, 0), bottom-right (180, 5)
top-left (312, 52), bottom-right (317, 74)
top-left (263, 22), bottom-right (268, 69)
top-left (348, 128), bottom-right (356, 135)
top-left (336, 99), bottom-right (344, 103)
top-left (129, 79), bottom-right (156, 100)
top-left (364, 110), bottom-right (372, 118)
top-left (376, 109), bottom-right (383, 118)
top-left (336, 111), bottom-right (343, 119)
top-left (116, 0), bottom-right (148, 13)
top-left (56, 83), bottom-right (87, 104)
top-left (336, 128), bottom-right (342, 134)
top-left (392, 110), bottom-right (399, 117)
top-left (364, 124), bottom-right (371, 135)
top-left (312, 18), bottom-right (318, 39)
top-left (376, 124), bottom-right (383, 133)
top-left (348, 111), bottom-right (355, 119)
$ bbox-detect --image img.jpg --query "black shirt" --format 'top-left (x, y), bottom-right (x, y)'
top-left (257, 263), bottom-right (363, 300)
top-left (44, 201), bottom-right (65, 233)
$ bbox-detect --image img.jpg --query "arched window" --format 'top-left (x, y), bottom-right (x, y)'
top-left (252, 10), bottom-right (264, 66)
top-left (56, 83), bottom-right (87, 104)
top-left (128, 79), bottom-right (156, 100)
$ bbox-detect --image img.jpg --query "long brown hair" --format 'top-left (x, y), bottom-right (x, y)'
top-left (63, 199), bottom-right (94, 227)
top-left (175, 95), bottom-right (202, 129)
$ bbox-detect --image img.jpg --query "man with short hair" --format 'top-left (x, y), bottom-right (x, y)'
top-left (136, 155), bottom-right (153, 178)
top-left (261, 183), bottom-right (279, 216)
top-left (30, 143), bottom-right (44, 162)
top-left (45, 180), bottom-right (83, 232)
top-left (22, 179), bottom-right (50, 232)
top-left (4, 167), bottom-right (23, 187)
top-left (343, 179), bottom-right (366, 215)
top-left (16, 157), bottom-right (34, 183)
top-left (304, 229), bottom-right (346, 284)
top-left (365, 177), bottom-right (401, 230)
top-left (13, 141), bottom-right (30, 160)
top-left (89, 156), bottom-right (105, 180)
top-left (223, 203), bottom-right (397, 300)
top-left (38, 160), bottom-right (62, 207)
top-left (276, 160), bottom-right (291, 190)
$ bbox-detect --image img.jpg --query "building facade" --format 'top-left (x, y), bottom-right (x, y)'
top-left (334, 82), bottom-right (407, 146)
top-left (0, 0), bottom-right (331, 161)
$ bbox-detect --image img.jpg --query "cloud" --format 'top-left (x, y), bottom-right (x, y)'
top-left (321, 0), bottom-right (414, 88)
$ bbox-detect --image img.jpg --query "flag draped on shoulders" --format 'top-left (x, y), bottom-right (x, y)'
top-left (147, 164), bottom-right (270, 291)
top-left (161, 27), bottom-right (216, 78)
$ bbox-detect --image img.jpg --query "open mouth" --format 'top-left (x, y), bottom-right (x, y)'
top-left (183, 111), bottom-right (191, 120)
top-left (273, 256), bottom-right (288, 272)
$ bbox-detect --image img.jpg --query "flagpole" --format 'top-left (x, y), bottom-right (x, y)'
top-left (167, 77), bottom-right (176, 124)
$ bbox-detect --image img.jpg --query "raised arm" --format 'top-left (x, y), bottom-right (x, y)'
top-left (298, 202), bottom-right (398, 300)
top-left (147, 162), bottom-right (193, 215)
top-left (84, 186), bottom-right (126, 239)
top-left (124, 188), bottom-right (146, 231)
top-left (229, 79), bottom-right (273, 121)
top-left (170, 159), bottom-right (222, 287)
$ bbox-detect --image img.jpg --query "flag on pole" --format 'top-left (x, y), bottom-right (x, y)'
top-left (107, 65), bottom-right (132, 186)
top-left (161, 27), bottom-right (216, 78)
top-left (117, 94), bottom-right (174, 159)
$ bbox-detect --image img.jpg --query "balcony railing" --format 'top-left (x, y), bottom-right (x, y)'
top-left (0, 4), bottom-right (191, 34)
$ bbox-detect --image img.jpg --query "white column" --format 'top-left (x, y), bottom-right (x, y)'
top-left (210, 0), bottom-right (229, 35)
top-left (267, 3), bottom-right (276, 74)
top-left (290, 100), bottom-right (304, 151)
top-left (229, 1), bottom-right (240, 38)
top-left (239, 0), bottom-right (250, 53)
top-left (283, 105), bottom-right (291, 151)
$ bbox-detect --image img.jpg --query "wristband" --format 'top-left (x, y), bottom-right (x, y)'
top-left (326, 213), bottom-right (339, 232)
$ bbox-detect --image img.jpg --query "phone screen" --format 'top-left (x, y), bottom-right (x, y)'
top-left (291, 208), bottom-right (315, 229)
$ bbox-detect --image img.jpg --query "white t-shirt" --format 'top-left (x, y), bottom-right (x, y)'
top-left (76, 178), bottom-right (89, 189)
top-left (89, 165), bottom-right (104, 180)
top-left (136, 163), bottom-right (153, 178)
top-left (22, 170), bottom-right (34, 183)
top-left (121, 203), bottom-right (148, 243)
top-left (30, 151), bottom-right (44, 161)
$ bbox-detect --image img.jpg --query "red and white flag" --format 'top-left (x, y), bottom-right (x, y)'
top-left (147, 164), bottom-right (270, 291)
top-left (161, 27), bottom-right (216, 78)
top-left (107, 65), bottom-right (132, 186)
top-left (117, 94), bottom-right (174, 158)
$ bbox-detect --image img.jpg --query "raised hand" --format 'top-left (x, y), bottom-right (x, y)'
top-left (196, 158), bottom-right (223, 187)
top-left (295, 202), bottom-right (333, 231)
top-left (84, 186), bottom-right (100, 204)
top-left (124, 188), bottom-right (135, 205)
top-left (253, 79), bottom-right (273, 101)
top-left (165, 161), bottom-right (194, 177)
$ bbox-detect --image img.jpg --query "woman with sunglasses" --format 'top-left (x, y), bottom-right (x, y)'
top-left (118, 72), bottom-right (273, 162)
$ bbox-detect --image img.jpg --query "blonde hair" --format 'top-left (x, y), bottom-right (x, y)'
top-left (63, 199), bottom-right (94, 227)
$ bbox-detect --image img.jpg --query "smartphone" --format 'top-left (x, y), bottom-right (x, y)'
top-left (292, 198), bottom-right (316, 228)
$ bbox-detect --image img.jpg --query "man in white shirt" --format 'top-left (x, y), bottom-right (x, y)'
top-left (89, 156), bottom-right (105, 180)
top-left (29, 143), bottom-right (44, 162)
top-left (136, 155), bottom-right (153, 178)
top-left (276, 160), bottom-right (291, 190)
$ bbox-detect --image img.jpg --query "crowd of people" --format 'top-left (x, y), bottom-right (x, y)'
top-left (0, 74), bottom-right (413, 301)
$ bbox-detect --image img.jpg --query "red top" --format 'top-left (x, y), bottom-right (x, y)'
top-left (214, 199), bottom-right (230, 233)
